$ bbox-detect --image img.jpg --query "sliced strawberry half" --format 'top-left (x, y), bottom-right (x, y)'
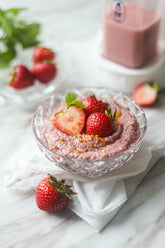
top-left (133, 82), bottom-right (158, 107)
top-left (52, 106), bottom-right (85, 136)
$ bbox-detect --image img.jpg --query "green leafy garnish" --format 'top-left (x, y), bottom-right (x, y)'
top-left (65, 93), bottom-right (85, 109)
top-left (150, 82), bottom-right (159, 92)
top-left (0, 8), bottom-right (41, 67)
top-left (105, 108), bottom-right (117, 121)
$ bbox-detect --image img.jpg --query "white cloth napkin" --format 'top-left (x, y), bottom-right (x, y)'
top-left (3, 134), bottom-right (164, 232)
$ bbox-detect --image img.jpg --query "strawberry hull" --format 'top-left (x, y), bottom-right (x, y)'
top-left (40, 98), bottom-right (140, 160)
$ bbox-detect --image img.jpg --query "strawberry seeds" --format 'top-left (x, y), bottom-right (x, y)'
top-left (52, 93), bottom-right (117, 138)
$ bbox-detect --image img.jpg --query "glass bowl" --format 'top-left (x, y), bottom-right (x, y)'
top-left (32, 87), bottom-right (147, 178)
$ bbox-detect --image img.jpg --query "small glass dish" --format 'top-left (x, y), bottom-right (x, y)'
top-left (32, 87), bottom-right (147, 178)
top-left (0, 48), bottom-right (66, 104)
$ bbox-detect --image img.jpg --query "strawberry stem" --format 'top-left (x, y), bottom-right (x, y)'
top-left (105, 108), bottom-right (117, 121)
top-left (48, 174), bottom-right (76, 201)
top-left (8, 67), bottom-right (16, 84)
top-left (150, 82), bottom-right (159, 92)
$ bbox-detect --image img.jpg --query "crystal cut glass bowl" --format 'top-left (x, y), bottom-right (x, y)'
top-left (32, 87), bottom-right (147, 178)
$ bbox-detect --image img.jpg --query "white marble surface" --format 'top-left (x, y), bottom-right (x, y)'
top-left (0, 0), bottom-right (165, 247)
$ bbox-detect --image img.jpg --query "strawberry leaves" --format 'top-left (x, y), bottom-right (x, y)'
top-left (105, 108), bottom-right (117, 122)
top-left (65, 93), bottom-right (85, 109)
top-left (48, 174), bottom-right (76, 201)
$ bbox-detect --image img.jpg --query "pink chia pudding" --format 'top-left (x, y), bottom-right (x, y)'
top-left (40, 98), bottom-right (140, 160)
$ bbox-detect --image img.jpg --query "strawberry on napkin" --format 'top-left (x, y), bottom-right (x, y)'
top-left (2, 135), bottom-right (164, 231)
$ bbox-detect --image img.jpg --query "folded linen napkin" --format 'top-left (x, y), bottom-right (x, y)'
top-left (3, 134), bottom-right (164, 232)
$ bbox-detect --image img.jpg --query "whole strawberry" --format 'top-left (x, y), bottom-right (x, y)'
top-left (86, 112), bottom-right (113, 138)
top-left (36, 174), bottom-right (76, 212)
top-left (9, 64), bottom-right (35, 89)
top-left (31, 63), bottom-right (57, 84)
top-left (81, 96), bottom-right (108, 117)
top-left (33, 46), bottom-right (55, 64)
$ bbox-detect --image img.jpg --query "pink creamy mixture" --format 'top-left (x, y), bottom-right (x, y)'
top-left (40, 98), bottom-right (140, 160)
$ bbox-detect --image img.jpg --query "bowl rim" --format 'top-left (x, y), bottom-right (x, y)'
top-left (31, 87), bottom-right (147, 163)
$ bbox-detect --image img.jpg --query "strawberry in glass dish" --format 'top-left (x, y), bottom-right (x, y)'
top-left (8, 64), bottom-right (35, 89)
top-left (52, 93), bottom-right (85, 136)
top-left (53, 106), bottom-right (85, 136)
top-left (81, 96), bottom-right (108, 117)
top-left (31, 62), bottom-right (57, 84)
top-left (33, 46), bottom-right (55, 64)
top-left (52, 93), bottom-right (118, 138)
top-left (36, 174), bottom-right (76, 212)
top-left (86, 112), bottom-right (113, 138)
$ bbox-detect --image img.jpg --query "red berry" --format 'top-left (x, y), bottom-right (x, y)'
top-left (9, 64), bottom-right (35, 89)
top-left (33, 46), bottom-right (55, 64)
top-left (86, 112), bottom-right (113, 138)
top-left (31, 63), bottom-right (57, 84)
top-left (52, 106), bottom-right (85, 136)
top-left (81, 96), bottom-right (108, 117)
top-left (133, 82), bottom-right (158, 107)
top-left (36, 175), bottom-right (75, 212)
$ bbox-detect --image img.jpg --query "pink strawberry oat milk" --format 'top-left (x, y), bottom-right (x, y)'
top-left (103, 3), bottom-right (161, 68)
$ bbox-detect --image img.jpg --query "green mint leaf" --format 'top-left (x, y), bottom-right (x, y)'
top-left (70, 100), bottom-right (85, 109)
top-left (0, 10), bottom-right (14, 37)
top-left (0, 8), bottom-right (41, 68)
top-left (65, 93), bottom-right (85, 109)
top-left (65, 93), bottom-right (77, 107)
top-left (0, 41), bottom-right (16, 67)
top-left (5, 8), bottom-right (27, 16)
top-left (14, 23), bottom-right (40, 48)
